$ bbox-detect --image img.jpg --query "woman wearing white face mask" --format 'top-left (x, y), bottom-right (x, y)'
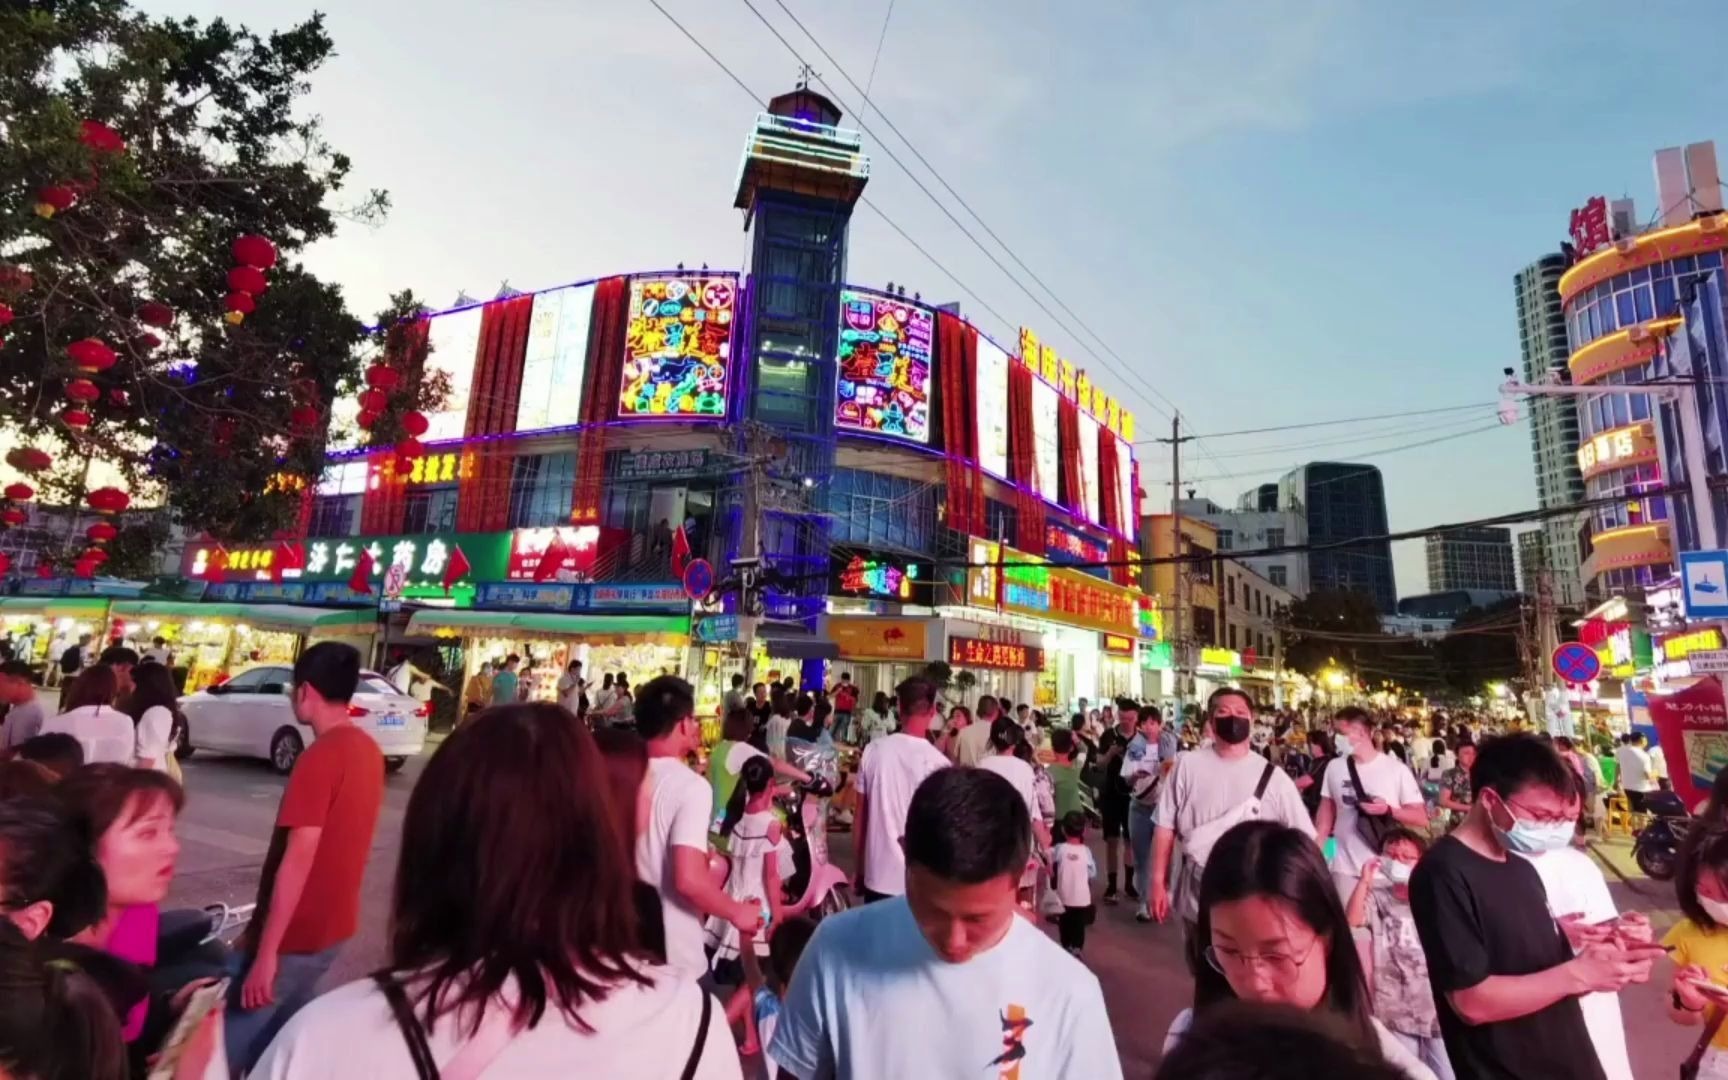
top-left (1663, 823), bottom-right (1728, 1078)
top-left (1347, 828), bottom-right (1454, 1080)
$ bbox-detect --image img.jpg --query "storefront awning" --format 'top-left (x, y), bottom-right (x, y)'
top-left (0, 596), bottom-right (115, 619)
top-left (405, 609), bottom-right (690, 645)
top-left (110, 600), bottom-right (248, 621)
top-left (242, 606), bottom-right (379, 636)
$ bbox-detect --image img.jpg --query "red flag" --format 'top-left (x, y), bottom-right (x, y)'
top-left (534, 531), bottom-right (569, 583)
top-left (443, 544), bottom-right (472, 595)
top-left (670, 525), bottom-right (691, 576)
top-left (206, 546), bottom-right (228, 584)
top-left (349, 546), bottom-right (375, 595)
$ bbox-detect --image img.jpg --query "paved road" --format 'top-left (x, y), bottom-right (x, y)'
top-left (166, 749), bottom-right (1691, 1075)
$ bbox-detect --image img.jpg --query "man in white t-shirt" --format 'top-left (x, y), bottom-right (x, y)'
top-left (633, 675), bottom-right (762, 979)
top-left (1317, 706), bottom-right (1428, 900)
top-left (771, 767), bottom-right (1123, 1079)
top-left (1614, 733), bottom-right (1657, 812)
top-left (853, 676), bottom-right (951, 903)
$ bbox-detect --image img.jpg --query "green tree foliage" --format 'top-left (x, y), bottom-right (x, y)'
top-left (0, 2), bottom-right (395, 541)
top-left (1432, 598), bottom-right (1526, 697)
top-left (1280, 588), bottom-right (1387, 677)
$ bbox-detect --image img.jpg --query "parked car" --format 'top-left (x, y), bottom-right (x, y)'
top-left (177, 665), bottom-right (426, 774)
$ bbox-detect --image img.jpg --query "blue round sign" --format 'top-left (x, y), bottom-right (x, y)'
top-left (1551, 642), bottom-right (1602, 684)
top-left (682, 558), bottom-right (714, 602)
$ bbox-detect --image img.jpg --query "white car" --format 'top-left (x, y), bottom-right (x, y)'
top-left (177, 665), bottom-right (427, 774)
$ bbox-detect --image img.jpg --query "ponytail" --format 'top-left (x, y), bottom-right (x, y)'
top-left (0, 798), bottom-right (108, 939)
top-left (0, 922), bottom-right (130, 1080)
top-left (721, 755), bottom-right (775, 838)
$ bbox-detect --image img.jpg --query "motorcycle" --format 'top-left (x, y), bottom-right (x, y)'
top-left (1633, 789), bottom-right (1691, 881)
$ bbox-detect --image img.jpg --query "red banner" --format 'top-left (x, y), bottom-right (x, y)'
top-left (1648, 676), bottom-right (1728, 809)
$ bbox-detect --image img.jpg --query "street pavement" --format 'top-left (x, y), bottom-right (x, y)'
top-left (165, 747), bottom-right (1692, 1075)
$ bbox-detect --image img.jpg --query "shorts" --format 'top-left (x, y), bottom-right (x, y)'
top-left (1101, 793), bottom-right (1130, 840)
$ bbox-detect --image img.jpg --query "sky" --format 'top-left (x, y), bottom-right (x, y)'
top-left (139, 0), bottom-right (1728, 595)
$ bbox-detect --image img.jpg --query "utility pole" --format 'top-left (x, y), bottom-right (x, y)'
top-left (1158, 415), bottom-right (1196, 714)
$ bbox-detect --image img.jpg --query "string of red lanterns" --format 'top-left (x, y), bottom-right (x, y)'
top-left (224, 234), bottom-right (276, 325)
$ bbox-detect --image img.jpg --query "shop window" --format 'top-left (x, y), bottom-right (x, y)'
top-left (827, 468), bottom-right (934, 551)
top-left (403, 483), bottom-right (458, 535)
top-left (508, 452), bottom-right (577, 529)
top-left (308, 494), bottom-right (359, 539)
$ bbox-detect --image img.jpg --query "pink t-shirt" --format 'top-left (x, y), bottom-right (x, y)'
top-left (104, 904), bottom-right (159, 1041)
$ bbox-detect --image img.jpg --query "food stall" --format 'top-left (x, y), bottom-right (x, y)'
top-left (108, 601), bottom-right (378, 691)
top-left (0, 596), bottom-right (112, 682)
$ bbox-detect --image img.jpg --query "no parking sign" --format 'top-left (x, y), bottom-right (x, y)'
top-left (1551, 642), bottom-right (1602, 685)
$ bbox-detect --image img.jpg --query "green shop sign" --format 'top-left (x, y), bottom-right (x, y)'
top-left (183, 533), bottom-right (512, 589)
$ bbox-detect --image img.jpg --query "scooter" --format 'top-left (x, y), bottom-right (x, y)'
top-left (707, 740), bottom-right (851, 923)
top-left (1632, 789), bottom-right (1691, 881)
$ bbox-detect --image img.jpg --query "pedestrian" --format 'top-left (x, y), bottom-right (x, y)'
top-left (0, 921), bottom-right (130, 1080)
top-left (611, 673), bottom-right (633, 716)
top-left (937, 703), bottom-right (972, 761)
top-left (770, 767), bottom-right (1122, 1078)
top-left (58, 764), bottom-right (185, 1047)
top-left (862, 691), bottom-right (894, 745)
top-left (709, 754), bottom-right (787, 959)
top-left (124, 662), bottom-right (180, 775)
top-left (1046, 729), bottom-right (1087, 821)
top-left (1345, 827), bottom-right (1455, 1079)
top-left (1614, 733), bottom-right (1658, 813)
top-left (746, 681), bottom-right (772, 731)
top-left (766, 691), bottom-right (794, 762)
top-left (1664, 818), bottom-right (1728, 1079)
top-left (42, 665), bottom-right (133, 765)
top-left (1123, 706), bottom-right (1167, 923)
top-left (556, 659), bottom-right (585, 718)
top-left (142, 635), bottom-right (173, 666)
top-left (740, 916), bottom-right (817, 1078)
top-left (489, 654), bottom-right (521, 707)
top-left (250, 701), bottom-right (742, 1077)
top-left (722, 673), bottom-right (747, 720)
top-left (0, 659), bottom-right (46, 751)
top-left (786, 693), bottom-right (823, 745)
top-left (460, 659), bottom-right (493, 722)
top-left (951, 695), bottom-right (998, 766)
top-left (1052, 810), bottom-right (1097, 957)
top-left (831, 672), bottom-right (858, 745)
top-left (1409, 733), bottom-right (1660, 1080)
top-left (1158, 1000), bottom-right (1415, 1080)
top-left (0, 795), bottom-right (107, 942)
top-left (59, 632), bottom-right (93, 681)
top-left (96, 646), bottom-right (139, 710)
top-left (1151, 688), bottom-right (1315, 969)
top-left (17, 732), bottom-right (83, 778)
top-left (1317, 707), bottom-right (1429, 901)
top-left (225, 642), bottom-right (386, 1073)
top-left (851, 676), bottom-right (949, 904)
top-left (593, 727), bottom-right (667, 963)
top-left (1438, 742), bottom-right (1476, 828)
top-left (1096, 700), bottom-right (1141, 905)
top-left (634, 675), bottom-right (761, 981)
top-left (1163, 820), bottom-right (1437, 1079)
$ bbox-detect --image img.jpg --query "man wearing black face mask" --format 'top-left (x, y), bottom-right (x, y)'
top-left (1150, 688), bottom-right (1313, 972)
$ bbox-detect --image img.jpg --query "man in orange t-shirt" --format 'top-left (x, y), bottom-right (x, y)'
top-left (225, 642), bottom-right (386, 1073)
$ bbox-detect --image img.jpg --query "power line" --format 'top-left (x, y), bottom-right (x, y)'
top-left (1176, 421), bottom-right (1517, 486)
top-left (1148, 401), bottom-right (1502, 443)
top-left (1182, 413), bottom-right (1502, 462)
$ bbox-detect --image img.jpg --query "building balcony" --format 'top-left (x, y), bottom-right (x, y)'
top-left (1580, 521), bottom-right (1673, 583)
top-left (1567, 318), bottom-right (1682, 385)
top-left (1559, 213), bottom-right (1728, 305)
top-left (1576, 421), bottom-right (1658, 481)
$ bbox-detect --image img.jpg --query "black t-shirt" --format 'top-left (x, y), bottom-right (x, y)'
top-left (787, 719), bottom-right (822, 744)
top-left (1408, 835), bottom-right (1606, 1080)
top-left (746, 699), bottom-right (772, 729)
top-left (1096, 726), bottom-right (1139, 799)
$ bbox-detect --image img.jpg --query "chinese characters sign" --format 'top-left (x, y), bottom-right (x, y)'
top-left (1045, 519), bottom-right (1109, 580)
top-left (1569, 195), bottom-right (1611, 259)
top-left (618, 275), bottom-right (735, 419)
top-left (1576, 422), bottom-right (1657, 480)
top-left (964, 538), bottom-right (1138, 635)
top-left (1016, 325), bottom-right (1135, 442)
top-left (949, 635), bottom-right (1044, 671)
top-left (835, 289), bottom-right (933, 443)
top-left (375, 450), bottom-right (471, 488)
top-left (613, 448), bottom-right (710, 481)
top-left (186, 544), bottom-right (300, 581)
top-left (829, 617), bottom-right (930, 661)
top-left (829, 552), bottom-right (929, 601)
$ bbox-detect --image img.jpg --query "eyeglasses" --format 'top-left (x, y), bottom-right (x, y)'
top-left (1500, 794), bottom-right (1575, 826)
top-left (1203, 935), bottom-right (1321, 980)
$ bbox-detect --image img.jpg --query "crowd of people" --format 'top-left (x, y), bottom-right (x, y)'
top-left (2, 640), bottom-right (1727, 1078)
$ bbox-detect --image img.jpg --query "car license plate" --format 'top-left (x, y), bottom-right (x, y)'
top-left (378, 714), bottom-right (405, 728)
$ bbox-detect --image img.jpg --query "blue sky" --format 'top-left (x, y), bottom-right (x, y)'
top-left (142, 0), bottom-right (1728, 594)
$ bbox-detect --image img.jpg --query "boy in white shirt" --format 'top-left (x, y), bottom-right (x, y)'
top-left (1051, 811), bottom-right (1098, 956)
top-left (852, 676), bottom-right (950, 902)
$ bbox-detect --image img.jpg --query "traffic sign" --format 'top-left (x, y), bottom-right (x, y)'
top-left (694, 613), bottom-right (738, 644)
top-left (1690, 650), bottom-right (1728, 675)
top-left (1551, 641), bottom-right (1602, 685)
top-left (1682, 550), bottom-right (1728, 619)
top-left (682, 558), bottom-right (714, 601)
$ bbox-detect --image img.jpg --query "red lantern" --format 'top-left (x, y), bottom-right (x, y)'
top-left (86, 487), bottom-right (130, 515)
top-left (4, 483), bottom-right (33, 502)
top-left (73, 559), bottom-right (95, 580)
top-left (84, 548), bottom-right (108, 565)
top-left (67, 338), bottom-right (117, 373)
top-left (356, 410), bottom-right (380, 430)
top-left (108, 388), bottom-right (129, 407)
top-left (5, 448), bottom-right (50, 473)
top-left (231, 234), bottom-right (278, 269)
top-left (63, 408), bottom-right (92, 431)
top-left (401, 410), bottom-right (430, 437)
top-left (34, 185), bottom-right (77, 218)
top-left (227, 265), bottom-right (269, 295)
top-left (34, 562), bottom-right (52, 579)
top-left (223, 292), bottom-right (256, 325)
top-left (133, 332), bottom-right (162, 351)
top-left (79, 120), bottom-right (126, 154)
top-left (0, 552), bottom-right (9, 576)
top-left (0, 303), bottom-right (11, 328)
top-left (0, 508), bottom-right (26, 527)
top-left (65, 378), bottom-right (100, 403)
top-left (86, 522), bottom-right (118, 544)
top-left (395, 437), bottom-right (425, 461)
top-left (363, 364), bottom-right (401, 392)
top-left (137, 301), bottom-right (175, 328)
top-left (357, 388), bottom-right (387, 413)
top-left (290, 405), bottom-right (320, 432)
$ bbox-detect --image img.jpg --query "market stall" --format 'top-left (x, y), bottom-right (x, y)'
top-left (108, 601), bottom-right (378, 691)
top-left (0, 596), bottom-right (111, 682)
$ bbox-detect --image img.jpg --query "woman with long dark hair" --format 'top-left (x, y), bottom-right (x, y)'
top-left (1165, 820), bottom-right (1437, 1079)
top-left (42, 666), bottom-right (133, 765)
top-left (251, 703), bottom-right (741, 1077)
top-left (125, 662), bottom-right (179, 773)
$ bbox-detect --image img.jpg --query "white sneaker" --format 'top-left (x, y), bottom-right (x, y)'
top-left (1135, 903), bottom-right (1151, 923)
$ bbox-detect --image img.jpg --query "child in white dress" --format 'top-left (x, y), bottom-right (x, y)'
top-left (706, 755), bottom-right (790, 965)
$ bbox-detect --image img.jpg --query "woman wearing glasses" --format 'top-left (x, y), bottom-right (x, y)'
top-left (1162, 820), bottom-right (1438, 1080)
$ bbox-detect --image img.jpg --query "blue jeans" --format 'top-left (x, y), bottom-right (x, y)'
top-left (1391, 1030), bottom-right (1456, 1080)
top-left (1128, 802), bottom-right (1156, 900)
top-left (223, 944), bottom-right (342, 1075)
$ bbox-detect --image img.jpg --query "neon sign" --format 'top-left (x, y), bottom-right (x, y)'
top-left (832, 553), bottom-right (925, 600)
top-left (835, 290), bottom-right (933, 443)
top-left (1569, 196), bottom-right (1611, 259)
top-left (949, 635), bottom-right (1044, 671)
top-left (1017, 326), bottom-right (1135, 441)
top-left (619, 275), bottom-right (735, 419)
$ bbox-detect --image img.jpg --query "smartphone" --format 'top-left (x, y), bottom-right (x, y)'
top-left (147, 978), bottom-right (228, 1080)
top-left (1683, 977), bottom-right (1728, 1004)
